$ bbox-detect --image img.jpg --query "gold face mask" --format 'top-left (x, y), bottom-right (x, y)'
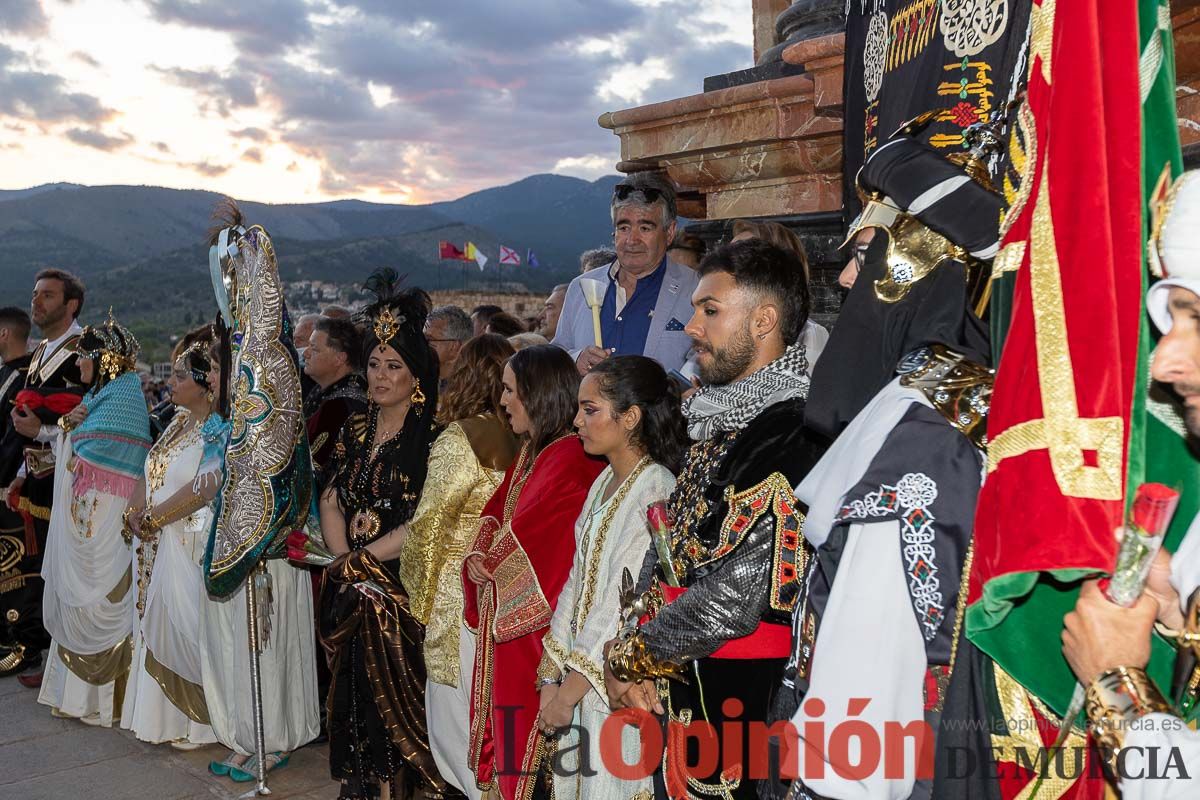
top-left (844, 199), bottom-right (988, 315)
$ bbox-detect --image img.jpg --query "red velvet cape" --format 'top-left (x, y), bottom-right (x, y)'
top-left (463, 435), bottom-right (604, 800)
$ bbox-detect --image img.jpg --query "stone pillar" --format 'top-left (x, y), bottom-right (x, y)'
top-left (759, 0), bottom-right (846, 65)
top-left (753, 0), bottom-right (792, 64)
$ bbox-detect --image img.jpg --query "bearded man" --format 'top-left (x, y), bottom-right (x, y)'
top-left (604, 238), bottom-right (825, 799)
top-left (0, 269), bottom-right (86, 682)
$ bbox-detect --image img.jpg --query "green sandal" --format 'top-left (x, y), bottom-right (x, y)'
top-left (209, 752), bottom-right (246, 777)
top-left (229, 752), bottom-right (290, 783)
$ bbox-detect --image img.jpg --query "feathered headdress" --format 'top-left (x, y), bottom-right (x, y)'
top-left (356, 268), bottom-right (433, 370)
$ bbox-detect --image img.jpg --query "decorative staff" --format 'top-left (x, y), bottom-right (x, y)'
top-left (206, 203), bottom-right (313, 796)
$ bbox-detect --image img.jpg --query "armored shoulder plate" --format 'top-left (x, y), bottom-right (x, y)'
top-left (898, 345), bottom-right (993, 449)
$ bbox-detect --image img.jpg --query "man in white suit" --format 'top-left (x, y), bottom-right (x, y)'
top-left (553, 172), bottom-right (700, 376)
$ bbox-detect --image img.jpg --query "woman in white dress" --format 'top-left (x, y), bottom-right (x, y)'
top-left (120, 340), bottom-right (224, 748)
top-left (38, 315), bottom-right (150, 727)
top-left (537, 355), bottom-right (688, 799)
top-left (199, 337), bottom-right (320, 782)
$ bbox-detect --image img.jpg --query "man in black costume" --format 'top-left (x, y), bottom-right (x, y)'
top-left (769, 124), bottom-right (1003, 800)
top-left (0, 270), bottom-right (85, 682)
top-left (0, 307), bottom-right (33, 676)
top-left (303, 315), bottom-right (367, 484)
top-left (605, 238), bottom-right (825, 800)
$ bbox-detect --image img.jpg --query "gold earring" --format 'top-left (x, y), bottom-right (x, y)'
top-left (410, 379), bottom-right (426, 408)
top-left (206, 390), bottom-right (214, 404)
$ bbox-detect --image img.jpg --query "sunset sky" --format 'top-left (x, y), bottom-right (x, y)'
top-left (0, 0), bottom-right (751, 204)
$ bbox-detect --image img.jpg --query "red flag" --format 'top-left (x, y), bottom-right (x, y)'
top-left (966, 0), bottom-right (1144, 717)
top-left (438, 241), bottom-right (469, 261)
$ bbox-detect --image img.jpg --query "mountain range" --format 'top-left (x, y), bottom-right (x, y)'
top-left (0, 173), bottom-right (622, 360)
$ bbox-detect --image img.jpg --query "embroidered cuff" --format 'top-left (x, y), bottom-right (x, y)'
top-left (607, 631), bottom-right (686, 683)
top-left (1084, 666), bottom-right (1171, 774)
top-left (536, 650), bottom-right (562, 684)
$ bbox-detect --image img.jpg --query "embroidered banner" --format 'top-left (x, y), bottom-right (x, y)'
top-left (966, 0), bottom-right (1147, 717)
top-left (842, 0), bottom-right (1030, 222)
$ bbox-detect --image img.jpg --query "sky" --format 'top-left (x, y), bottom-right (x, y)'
top-left (0, 0), bottom-right (752, 204)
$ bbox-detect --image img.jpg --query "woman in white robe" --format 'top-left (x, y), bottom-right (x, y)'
top-left (194, 338), bottom-right (320, 781)
top-left (38, 319), bottom-right (150, 727)
top-left (121, 343), bottom-right (224, 747)
top-left (537, 355), bottom-right (686, 800)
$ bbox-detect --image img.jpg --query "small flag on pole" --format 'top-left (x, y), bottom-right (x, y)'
top-left (466, 242), bottom-right (488, 271)
top-left (438, 241), bottom-right (469, 261)
top-left (499, 245), bottom-right (521, 265)
top-left (526, 249), bottom-right (540, 268)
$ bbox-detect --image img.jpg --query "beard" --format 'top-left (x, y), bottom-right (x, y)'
top-left (33, 304), bottom-right (65, 330)
top-left (696, 320), bottom-right (756, 386)
top-left (1185, 406), bottom-right (1200, 439)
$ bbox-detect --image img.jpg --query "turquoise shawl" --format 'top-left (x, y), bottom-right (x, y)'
top-left (71, 371), bottom-right (151, 499)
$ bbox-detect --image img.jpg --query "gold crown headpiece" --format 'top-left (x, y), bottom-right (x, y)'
top-left (76, 308), bottom-right (140, 381)
top-left (373, 306), bottom-right (401, 348)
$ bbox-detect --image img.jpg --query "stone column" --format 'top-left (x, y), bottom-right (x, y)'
top-left (759, 0), bottom-right (846, 64)
top-left (753, 0), bottom-right (792, 63)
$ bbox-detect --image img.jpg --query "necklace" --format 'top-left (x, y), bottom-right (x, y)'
top-left (572, 456), bottom-right (652, 635)
top-left (347, 406), bottom-right (411, 545)
top-left (146, 411), bottom-right (200, 494)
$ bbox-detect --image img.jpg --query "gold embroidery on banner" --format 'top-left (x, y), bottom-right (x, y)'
top-left (1029, 0), bottom-right (1055, 86)
top-left (886, 0), bottom-right (939, 72)
top-left (991, 241), bottom-right (1026, 279)
top-left (999, 100), bottom-right (1038, 242)
top-left (987, 163), bottom-right (1125, 499)
top-left (990, 665), bottom-right (1082, 800)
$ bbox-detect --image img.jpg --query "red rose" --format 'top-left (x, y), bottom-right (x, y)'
top-left (646, 500), bottom-right (672, 534)
top-left (286, 530), bottom-right (308, 549)
top-left (1130, 483), bottom-right (1181, 536)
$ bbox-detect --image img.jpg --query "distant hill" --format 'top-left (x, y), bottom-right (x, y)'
top-left (0, 173), bottom-right (621, 360)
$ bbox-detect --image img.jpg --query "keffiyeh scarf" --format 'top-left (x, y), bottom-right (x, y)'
top-left (682, 342), bottom-right (811, 441)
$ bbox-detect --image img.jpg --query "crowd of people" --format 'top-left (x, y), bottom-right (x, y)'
top-left (0, 123), bottom-right (1197, 800)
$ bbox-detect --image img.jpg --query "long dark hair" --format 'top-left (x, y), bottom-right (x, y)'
top-left (587, 355), bottom-right (688, 474)
top-left (508, 345), bottom-right (579, 454)
top-left (438, 333), bottom-right (514, 426)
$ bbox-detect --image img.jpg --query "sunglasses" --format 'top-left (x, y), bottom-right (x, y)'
top-left (613, 184), bottom-right (665, 204)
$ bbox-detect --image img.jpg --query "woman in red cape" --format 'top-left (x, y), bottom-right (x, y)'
top-left (463, 345), bottom-right (603, 800)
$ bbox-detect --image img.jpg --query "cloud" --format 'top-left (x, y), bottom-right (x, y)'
top-left (152, 65), bottom-right (257, 116)
top-left (207, 1), bottom-right (741, 196)
top-left (153, 141), bottom-right (171, 153)
top-left (66, 127), bottom-right (134, 151)
top-left (145, 0), bottom-right (313, 54)
top-left (188, 160), bottom-right (231, 177)
top-left (41, 0), bottom-right (751, 199)
top-left (553, 154), bottom-right (617, 181)
top-left (70, 50), bottom-right (100, 68)
top-left (0, 47), bottom-right (114, 124)
top-left (0, 0), bottom-right (49, 36)
top-left (231, 126), bottom-right (269, 142)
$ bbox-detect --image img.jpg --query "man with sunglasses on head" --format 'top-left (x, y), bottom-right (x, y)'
top-left (552, 171), bottom-right (700, 376)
